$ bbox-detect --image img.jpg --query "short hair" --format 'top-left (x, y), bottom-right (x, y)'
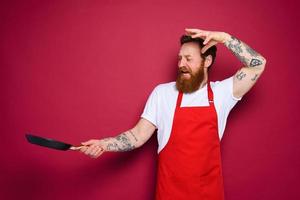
top-left (180, 35), bottom-right (217, 68)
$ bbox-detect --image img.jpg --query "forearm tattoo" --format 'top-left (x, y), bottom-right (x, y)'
top-left (105, 131), bottom-right (138, 152)
top-left (251, 74), bottom-right (259, 81)
top-left (129, 130), bottom-right (138, 142)
top-left (224, 36), bottom-right (265, 68)
top-left (236, 71), bottom-right (247, 80)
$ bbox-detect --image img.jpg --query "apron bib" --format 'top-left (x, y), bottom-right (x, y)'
top-left (155, 82), bottom-right (225, 200)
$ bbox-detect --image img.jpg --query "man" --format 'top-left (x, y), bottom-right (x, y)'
top-left (77, 28), bottom-right (266, 199)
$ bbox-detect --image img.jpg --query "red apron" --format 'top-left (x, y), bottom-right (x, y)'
top-left (155, 82), bottom-right (225, 200)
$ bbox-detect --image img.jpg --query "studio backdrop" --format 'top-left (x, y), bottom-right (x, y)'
top-left (1, 0), bottom-right (299, 199)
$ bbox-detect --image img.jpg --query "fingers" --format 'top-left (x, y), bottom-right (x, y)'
top-left (203, 34), bottom-right (213, 45)
top-left (86, 144), bottom-right (101, 154)
top-left (185, 28), bottom-right (204, 34)
top-left (79, 142), bottom-right (105, 159)
top-left (92, 147), bottom-right (105, 159)
top-left (90, 146), bottom-right (104, 159)
top-left (79, 146), bottom-right (88, 153)
top-left (201, 41), bottom-right (217, 54)
top-left (185, 28), bottom-right (209, 39)
top-left (81, 139), bottom-right (98, 146)
top-left (185, 28), bottom-right (216, 54)
top-left (191, 33), bottom-right (207, 39)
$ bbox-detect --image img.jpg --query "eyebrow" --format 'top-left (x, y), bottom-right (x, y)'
top-left (178, 55), bottom-right (192, 58)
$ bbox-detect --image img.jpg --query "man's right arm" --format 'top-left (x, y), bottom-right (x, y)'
top-left (79, 118), bottom-right (156, 158)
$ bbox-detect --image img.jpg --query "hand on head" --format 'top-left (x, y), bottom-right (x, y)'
top-left (185, 28), bottom-right (230, 53)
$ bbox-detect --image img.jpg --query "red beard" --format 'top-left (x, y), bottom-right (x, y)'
top-left (176, 66), bottom-right (205, 93)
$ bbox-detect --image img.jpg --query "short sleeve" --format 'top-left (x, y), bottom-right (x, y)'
top-left (213, 76), bottom-right (242, 106)
top-left (213, 76), bottom-right (242, 139)
top-left (141, 86), bottom-right (159, 128)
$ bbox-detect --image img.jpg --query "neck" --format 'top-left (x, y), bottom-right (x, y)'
top-left (198, 71), bottom-right (208, 89)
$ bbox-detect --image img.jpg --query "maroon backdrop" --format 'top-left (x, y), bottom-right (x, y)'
top-left (1, 0), bottom-right (299, 199)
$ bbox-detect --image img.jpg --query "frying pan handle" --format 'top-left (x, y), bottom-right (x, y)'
top-left (70, 145), bottom-right (105, 151)
top-left (70, 146), bottom-right (85, 151)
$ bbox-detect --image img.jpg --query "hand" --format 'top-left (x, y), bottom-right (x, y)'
top-left (79, 139), bottom-right (106, 159)
top-left (185, 28), bottom-right (231, 53)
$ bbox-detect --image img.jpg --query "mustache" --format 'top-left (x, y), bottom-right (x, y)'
top-left (178, 67), bottom-right (191, 74)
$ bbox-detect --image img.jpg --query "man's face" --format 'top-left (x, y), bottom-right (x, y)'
top-left (176, 42), bottom-right (205, 93)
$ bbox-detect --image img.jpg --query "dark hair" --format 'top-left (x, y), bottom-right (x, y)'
top-left (180, 35), bottom-right (217, 68)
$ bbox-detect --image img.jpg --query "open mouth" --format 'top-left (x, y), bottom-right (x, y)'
top-left (181, 70), bottom-right (190, 75)
top-left (178, 67), bottom-right (191, 77)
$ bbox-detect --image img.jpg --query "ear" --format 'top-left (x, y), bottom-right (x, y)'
top-left (204, 55), bottom-right (212, 69)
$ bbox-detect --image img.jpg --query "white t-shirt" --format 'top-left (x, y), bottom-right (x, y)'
top-left (141, 76), bottom-right (242, 154)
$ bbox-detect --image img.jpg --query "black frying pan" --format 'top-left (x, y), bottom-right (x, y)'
top-left (25, 133), bottom-right (83, 151)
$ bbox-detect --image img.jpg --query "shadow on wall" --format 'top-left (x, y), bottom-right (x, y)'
top-left (3, 136), bottom-right (157, 200)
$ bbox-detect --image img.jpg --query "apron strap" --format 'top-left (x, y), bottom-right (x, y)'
top-left (207, 80), bottom-right (214, 104)
top-left (176, 92), bottom-right (183, 108)
top-left (176, 80), bottom-right (214, 108)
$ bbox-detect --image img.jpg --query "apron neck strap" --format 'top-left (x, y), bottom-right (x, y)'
top-left (207, 80), bottom-right (214, 103)
top-left (176, 80), bottom-right (214, 108)
top-left (176, 92), bottom-right (183, 108)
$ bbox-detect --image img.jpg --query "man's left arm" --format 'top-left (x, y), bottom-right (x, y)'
top-left (223, 34), bottom-right (266, 99)
top-left (185, 28), bottom-right (267, 99)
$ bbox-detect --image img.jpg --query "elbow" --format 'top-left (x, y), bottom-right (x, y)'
top-left (130, 127), bottom-right (145, 149)
top-left (261, 58), bottom-right (266, 72)
top-left (262, 56), bottom-right (267, 66)
top-left (135, 138), bottom-right (147, 148)
top-left (135, 141), bottom-right (143, 149)
top-left (258, 57), bottom-right (266, 73)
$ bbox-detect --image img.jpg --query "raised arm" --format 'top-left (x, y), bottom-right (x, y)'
top-left (224, 35), bottom-right (266, 98)
top-left (185, 28), bottom-right (266, 99)
top-left (79, 118), bottom-right (156, 158)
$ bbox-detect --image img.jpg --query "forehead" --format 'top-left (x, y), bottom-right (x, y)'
top-left (178, 42), bottom-right (201, 56)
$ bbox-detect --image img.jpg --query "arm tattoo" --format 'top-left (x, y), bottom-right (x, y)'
top-left (246, 46), bottom-right (259, 57)
top-left (105, 132), bottom-right (137, 152)
top-left (106, 143), bottom-right (120, 151)
top-left (226, 36), bottom-right (243, 54)
top-left (129, 130), bottom-right (138, 142)
top-left (236, 71), bottom-right (247, 80)
top-left (251, 74), bottom-right (259, 81)
top-left (250, 59), bottom-right (263, 67)
top-left (115, 133), bottom-right (135, 151)
top-left (225, 35), bottom-right (265, 68)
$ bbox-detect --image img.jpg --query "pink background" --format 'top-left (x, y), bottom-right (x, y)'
top-left (1, 0), bottom-right (299, 199)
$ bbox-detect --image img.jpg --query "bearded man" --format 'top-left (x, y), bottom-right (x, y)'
top-left (77, 28), bottom-right (266, 200)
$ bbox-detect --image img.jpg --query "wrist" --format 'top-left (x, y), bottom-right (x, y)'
top-left (222, 32), bottom-right (231, 44)
top-left (101, 138), bottom-right (113, 152)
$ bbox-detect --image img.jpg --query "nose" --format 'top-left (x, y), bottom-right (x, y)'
top-left (178, 58), bottom-right (186, 69)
